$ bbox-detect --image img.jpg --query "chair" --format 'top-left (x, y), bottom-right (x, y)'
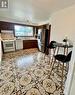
top-left (44, 41), bottom-right (57, 63)
top-left (50, 51), bottom-right (72, 94)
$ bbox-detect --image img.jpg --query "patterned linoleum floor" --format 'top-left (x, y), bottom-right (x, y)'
top-left (0, 48), bottom-right (67, 95)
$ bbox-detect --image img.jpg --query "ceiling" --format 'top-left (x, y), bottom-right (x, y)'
top-left (0, 0), bottom-right (75, 25)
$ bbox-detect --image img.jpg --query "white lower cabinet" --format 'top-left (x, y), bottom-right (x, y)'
top-left (16, 39), bottom-right (23, 50)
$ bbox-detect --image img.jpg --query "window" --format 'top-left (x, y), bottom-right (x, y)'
top-left (14, 25), bottom-right (33, 36)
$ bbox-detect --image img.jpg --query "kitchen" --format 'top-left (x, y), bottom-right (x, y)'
top-left (0, 0), bottom-right (75, 94)
top-left (0, 21), bottom-right (37, 52)
top-left (0, 21), bottom-right (50, 61)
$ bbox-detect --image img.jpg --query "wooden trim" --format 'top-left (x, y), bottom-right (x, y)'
top-left (0, 21), bottom-right (37, 27)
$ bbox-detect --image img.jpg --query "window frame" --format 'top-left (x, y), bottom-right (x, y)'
top-left (14, 25), bottom-right (34, 37)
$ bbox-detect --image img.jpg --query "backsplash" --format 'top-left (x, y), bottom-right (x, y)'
top-left (1, 30), bottom-right (36, 40)
top-left (1, 30), bottom-right (15, 40)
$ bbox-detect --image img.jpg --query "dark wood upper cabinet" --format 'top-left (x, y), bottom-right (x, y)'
top-left (0, 21), bottom-right (14, 31)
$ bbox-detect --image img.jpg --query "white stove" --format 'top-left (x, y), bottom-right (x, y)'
top-left (3, 39), bottom-right (16, 53)
top-left (1, 30), bottom-right (16, 53)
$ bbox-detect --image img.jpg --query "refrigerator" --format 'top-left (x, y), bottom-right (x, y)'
top-left (37, 28), bottom-right (49, 53)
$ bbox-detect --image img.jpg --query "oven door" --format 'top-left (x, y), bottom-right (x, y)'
top-left (3, 41), bottom-right (15, 52)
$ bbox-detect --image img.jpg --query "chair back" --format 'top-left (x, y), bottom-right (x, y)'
top-left (65, 51), bottom-right (72, 62)
top-left (48, 41), bottom-right (57, 48)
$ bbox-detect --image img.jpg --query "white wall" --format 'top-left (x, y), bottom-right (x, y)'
top-left (65, 44), bottom-right (75, 95)
top-left (49, 4), bottom-right (75, 42)
top-left (0, 34), bottom-right (2, 63)
top-left (49, 4), bottom-right (75, 95)
top-left (69, 62), bottom-right (75, 95)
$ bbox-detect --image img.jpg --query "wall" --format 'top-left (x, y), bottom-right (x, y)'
top-left (1, 30), bottom-right (14, 40)
top-left (69, 62), bottom-right (75, 95)
top-left (49, 4), bottom-right (75, 42)
top-left (65, 44), bottom-right (75, 95)
top-left (49, 4), bottom-right (75, 95)
top-left (0, 34), bottom-right (2, 63)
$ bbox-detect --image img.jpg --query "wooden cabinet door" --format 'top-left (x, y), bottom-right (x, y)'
top-left (23, 40), bottom-right (38, 49)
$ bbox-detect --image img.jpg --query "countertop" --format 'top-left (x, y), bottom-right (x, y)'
top-left (2, 37), bottom-right (37, 41)
top-left (16, 37), bottom-right (37, 40)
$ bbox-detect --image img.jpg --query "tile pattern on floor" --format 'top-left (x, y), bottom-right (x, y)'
top-left (0, 48), bottom-right (67, 95)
